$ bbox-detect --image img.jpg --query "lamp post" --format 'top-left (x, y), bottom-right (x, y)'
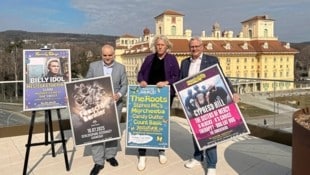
top-left (273, 80), bottom-right (276, 128)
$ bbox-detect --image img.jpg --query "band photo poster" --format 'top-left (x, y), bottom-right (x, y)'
top-left (23, 49), bottom-right (71, 111)
top-left (65, 76), bottom-right (121, 146)
top-left (173, 64), bottom-right (250, 150)
top-left (126, 85), bottom-right (170, 149)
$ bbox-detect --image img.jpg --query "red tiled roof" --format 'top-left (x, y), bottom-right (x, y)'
top-left (241, 15), bottom-right (275, 23)
top-left (170, 39), bottom-right (190, 52)
top-left (123, 38), bottom-right (298, 56)
top-left (119, 34), bottom-right (137, 38)
top-left (123, 43), bottom-right (151, 54)
top-left (248, 40), bottom-right (296, 53)
top-left (155, 9), bottom-right (184, 19)
top-left (115, 45), bottom-right (128, 49)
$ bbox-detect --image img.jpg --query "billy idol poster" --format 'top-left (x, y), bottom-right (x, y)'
top-left (173, 64), bottom-right (250, 150)
top-left (126, 85), bottom-right (170, 149)
top-left (23, 49), bottom-right (71, 111)
top-left (65, 76), bottom-right (121, 146)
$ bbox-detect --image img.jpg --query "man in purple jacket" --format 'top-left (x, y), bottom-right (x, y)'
top-left (136, 35), bottom-right (180, 171)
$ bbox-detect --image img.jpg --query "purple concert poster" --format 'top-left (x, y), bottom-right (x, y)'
top-left (173, 64), bottom-right (250, 150)
top-left (23, 49), bottom-right (71, 111)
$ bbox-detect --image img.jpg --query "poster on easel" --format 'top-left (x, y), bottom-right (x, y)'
top-left (65, 76), bottom-right (121, 146)
top-left (173, 64), bottom-right (250, 150)
top-left (23, 49), bottom-right (71, 111)
top-left (126, 85), bottom-right (170, 149)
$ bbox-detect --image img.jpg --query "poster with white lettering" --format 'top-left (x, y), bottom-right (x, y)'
top-left (23, 49), bottom-right (70, 111)
top-left (126, 85), bottom-right (170, 149)
top-left (65, 76), bottom-right (121, 146)
top-left (173, 64), bottom-right (250, 150)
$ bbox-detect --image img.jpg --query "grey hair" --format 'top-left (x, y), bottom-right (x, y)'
top-left (151, 35), bottom-right (173, 52)
top-left (189, 36), bottom-right (203, 47)
top-left (101, 44), bottom-right (115, 54)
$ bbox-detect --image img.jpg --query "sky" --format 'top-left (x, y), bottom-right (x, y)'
top-left (0, 0), bottom-right (309, 43)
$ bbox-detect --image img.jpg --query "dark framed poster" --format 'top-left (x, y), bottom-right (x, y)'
top-left (23, 49), bottom-right (71, 111)
top-left (65, 76), bottom-right (121, 146)
top-left (173, 64), bottom-right (250, 150)
top-left (126, 85), bottom-right (170, 149)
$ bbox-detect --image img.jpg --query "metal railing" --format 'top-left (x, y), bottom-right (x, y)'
top-left (1, 79), bottom-right (310, 138)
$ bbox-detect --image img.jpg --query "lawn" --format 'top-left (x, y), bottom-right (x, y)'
top-left (238, 102), bottom-right (275, 118)
top-left (268, 94), bottom-right (310, 109)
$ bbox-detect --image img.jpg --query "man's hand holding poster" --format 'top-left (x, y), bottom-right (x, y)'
top-left (174, 64), bottom-right (250, 150)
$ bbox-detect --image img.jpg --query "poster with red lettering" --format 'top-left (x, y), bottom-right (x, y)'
top-left (173, 64), bottom-right (250, 150)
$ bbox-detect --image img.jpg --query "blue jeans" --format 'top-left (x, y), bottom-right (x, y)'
top-left (192, 136), bottom-right (217, 168)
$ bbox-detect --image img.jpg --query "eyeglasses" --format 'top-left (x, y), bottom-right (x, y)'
top-left (190, 45), bottom-right (202, 49)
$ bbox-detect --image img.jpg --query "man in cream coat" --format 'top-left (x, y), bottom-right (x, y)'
top-left (86, 44), bottom-right (128, 175)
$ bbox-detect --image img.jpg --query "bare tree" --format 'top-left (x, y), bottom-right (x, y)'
top-left (5, 40), bottom-right (23, 100)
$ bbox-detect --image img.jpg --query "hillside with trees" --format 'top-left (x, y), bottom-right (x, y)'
top-left (0, 30), bottom-right (117, 101)
top-left (291, 42), bottom-right (310, 80)
top-left (0, 30), bottom-right (118, 80)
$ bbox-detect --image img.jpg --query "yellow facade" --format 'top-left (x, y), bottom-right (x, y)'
top-left (116, 10), bottom-right (298, 93)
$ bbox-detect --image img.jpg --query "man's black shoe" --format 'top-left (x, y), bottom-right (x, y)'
top-left (90, 164), bottom-right (103, 175)
top-left (106, 157), bottom-right (119, 167)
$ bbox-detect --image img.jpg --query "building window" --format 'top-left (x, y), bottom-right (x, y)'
top-left (273, 72), bottom-right (276, 77)
top-left (264, 72), bottom-right (267, 78)
top-left (264, 29), bottom-right (268, 37)
top-left (280, 72), bottom-right (283, 77)
top-left (237, 58), bottom-right (239, 63)
top-left (227, 58), bottom-right (230, 63)
top-left (206, 43), bottom-right (213, 50)
top-left (171, 26), bottom-right (176, 35)
top-left (248, 29), bottom-right (253, 38)
top-left (244, 58), bottom-right (247, 62)
top-left (274, 57), bottom-right (276, 62)
top-left (172, 16), bottom-right (176, 24)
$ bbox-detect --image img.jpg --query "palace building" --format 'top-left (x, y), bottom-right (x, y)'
top-left (115, 10), bottom-right (298, 93)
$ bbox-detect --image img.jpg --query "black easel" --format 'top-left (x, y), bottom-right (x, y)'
top-left (22, 109), bottom-right (70, 175)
